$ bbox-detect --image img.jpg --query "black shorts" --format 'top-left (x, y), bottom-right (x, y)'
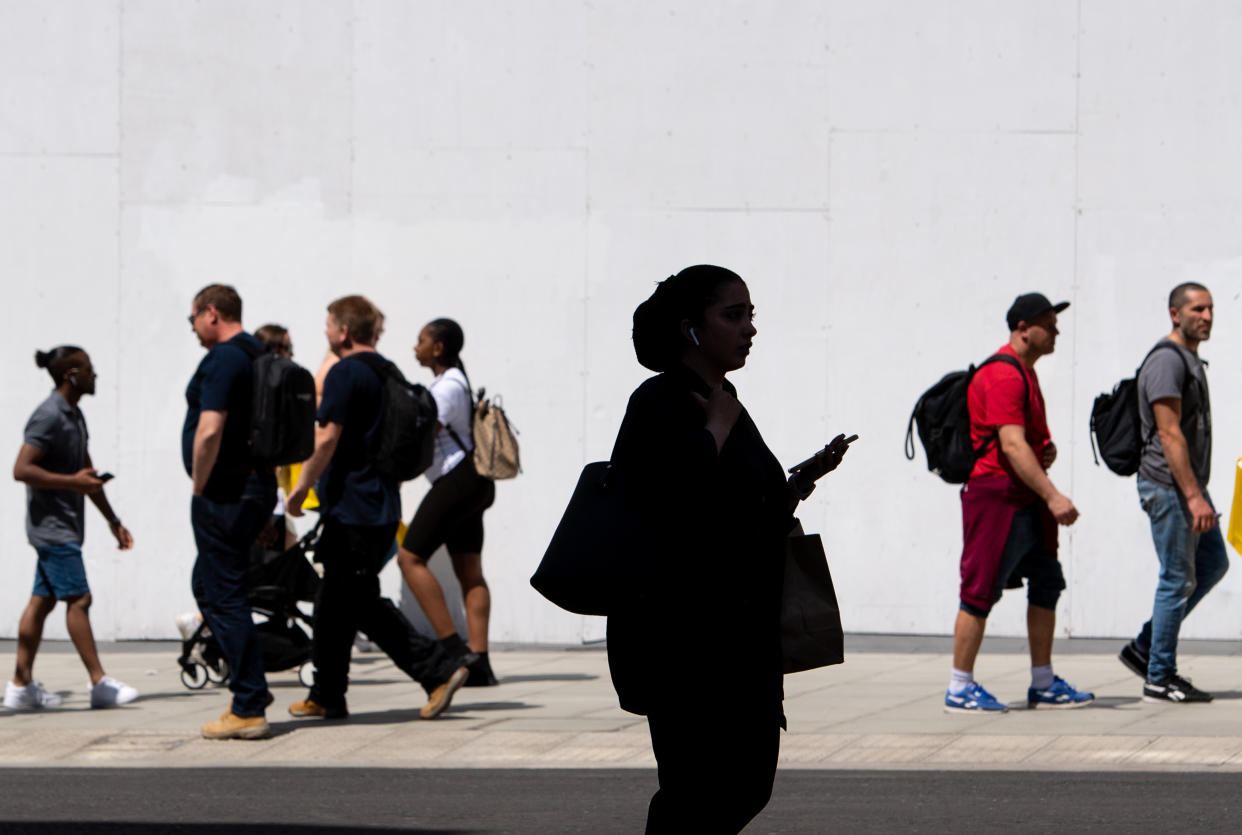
top-left (402, 457), bottom-right (496, 557)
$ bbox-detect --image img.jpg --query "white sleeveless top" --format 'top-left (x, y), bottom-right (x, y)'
top-left (427, 367), bottom-right (473, 482)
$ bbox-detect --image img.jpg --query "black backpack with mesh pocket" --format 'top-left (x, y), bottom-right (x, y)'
top-left (905, 354), bottom-right (1028, 484)
top-left (1089, 342), bottom-right (1189, 476)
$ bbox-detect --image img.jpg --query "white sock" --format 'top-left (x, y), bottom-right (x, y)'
top-left (1031, 664), bottom-right (1054, 690)
top-left (948, 668), bottom-right (973, 696)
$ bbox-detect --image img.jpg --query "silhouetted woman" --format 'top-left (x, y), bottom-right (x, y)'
top-left (396, 318), bottom-right (498, 686)
top-left (609, 265), bottom-right (849, 833)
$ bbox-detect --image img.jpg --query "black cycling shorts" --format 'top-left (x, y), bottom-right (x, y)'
top-left (402, 457), bottom-right (496, 557)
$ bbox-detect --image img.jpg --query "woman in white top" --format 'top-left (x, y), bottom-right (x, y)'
top-left (396, 319), bottom-right (498, 686)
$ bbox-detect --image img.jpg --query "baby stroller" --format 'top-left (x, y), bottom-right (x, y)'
top-left (178, 521), bottom-right (322, 690)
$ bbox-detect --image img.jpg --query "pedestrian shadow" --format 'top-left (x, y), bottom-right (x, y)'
top-left (1079, 695), bottom-right (1142, 709)
top-left (495, 673), bottom-right (598, 684)
top-left (1204, 689), bottom-right (1242, 701)
top-left (444, 701), bottom-right (535, 714)
top-left (1010, 695), bottom-right (1141, 710)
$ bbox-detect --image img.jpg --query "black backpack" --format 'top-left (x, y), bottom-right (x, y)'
top-left (236, 340), bottom-right (317, 467)
top-left (904, 354), bottom-right (1029, 484)
top-left (353, 352), bottom-right (438, 483)
top-left (1089, 342), bottom-right (1190, 476)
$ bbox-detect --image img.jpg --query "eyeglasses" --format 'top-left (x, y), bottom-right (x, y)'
top-left (187, 308), bottom-right (208, 326)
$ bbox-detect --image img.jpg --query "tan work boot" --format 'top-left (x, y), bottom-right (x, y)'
top-left (220, 690), bottom-right (275, 720)
top-left (288, 698), bottom-right (347, 719)
top-left (420, 666), bottom-right (469, 719)
top-left (202, 711), bottom-right (271, 740)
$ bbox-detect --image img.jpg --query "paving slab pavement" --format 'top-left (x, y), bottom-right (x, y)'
top-left (2, 636), bottom-right (1241, 771)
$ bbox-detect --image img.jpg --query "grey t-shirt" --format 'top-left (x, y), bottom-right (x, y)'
top-left (24, 391), bottom-right (88, 547)
top-left (1137, 339), bottom-right (1211, 489)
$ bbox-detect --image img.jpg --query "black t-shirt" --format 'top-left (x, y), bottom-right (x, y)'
top-left (316, 352), bottom-right (401, 526)
top-left (183, 333), bottom-right (262, 501)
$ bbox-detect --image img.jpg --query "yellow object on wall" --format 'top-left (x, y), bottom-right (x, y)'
top-left (1228, 458), bottom-right (1242, 556)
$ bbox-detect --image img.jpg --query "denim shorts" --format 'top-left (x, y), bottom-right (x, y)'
top-left (32, 542), bottom-right (90, 599)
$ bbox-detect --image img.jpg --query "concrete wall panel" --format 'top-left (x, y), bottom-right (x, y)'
top-left (4, 1), bottom-right (1242, 646)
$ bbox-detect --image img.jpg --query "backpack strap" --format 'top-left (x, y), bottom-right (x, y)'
top-left (972, 353), bottom-right (1032, 461)
top-left (350, 350), bottom-right (393, 381)
top-left (1136, 340), bottom-right (1195, 450)
top-left (224, 334), bottom-right (262, 361)
top-left (441, 376), bottom-right (475, 454)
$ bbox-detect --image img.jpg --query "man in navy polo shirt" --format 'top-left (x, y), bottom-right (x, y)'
top-left (184, 284), bottom-right (276, 740)
top-left (286, 294), bottom-right (469, 721)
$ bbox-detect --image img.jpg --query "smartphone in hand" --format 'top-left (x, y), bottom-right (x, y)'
top-left (97, 472), bottom-right (115, 483)
top-left (788, 435), bottom-right (858, 474)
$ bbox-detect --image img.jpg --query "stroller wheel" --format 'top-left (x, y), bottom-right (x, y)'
top-left (298, 662), bottom-right (315, 688)
top-left (180, 662), bottom-right (210, 690)
top-left (207, 658), bottom-right (229, 685)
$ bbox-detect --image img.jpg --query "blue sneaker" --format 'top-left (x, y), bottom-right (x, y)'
top-left (1028, 676), bottom-right (1094, 709)
top-left (944, 682), bottom-right (1008, 714)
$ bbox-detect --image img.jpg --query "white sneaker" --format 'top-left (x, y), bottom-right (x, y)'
top-left (4, 679), bottom-right (63, 709)
top-left (90, 676), bottom-right (139, 708)
top-left (175, 612), bottom-right (202, 641)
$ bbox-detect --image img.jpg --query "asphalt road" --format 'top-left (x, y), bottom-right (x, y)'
top-left (0, 768), bottom-right (1238, 833)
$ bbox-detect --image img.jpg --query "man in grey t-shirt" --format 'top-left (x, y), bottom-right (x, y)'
top-left (1117, 283), bottom-right (1226, 704)
top-left (8, 346), bottom-right (138, 711)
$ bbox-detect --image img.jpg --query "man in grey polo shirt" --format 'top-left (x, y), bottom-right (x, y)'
top-left (1117, 282), bottom-right (1226, 703)
top-left (8, 346), bottom-right (138, 710)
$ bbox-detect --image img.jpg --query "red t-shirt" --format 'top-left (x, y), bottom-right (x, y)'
top-left (967, 344), bottom-right (1050, 481)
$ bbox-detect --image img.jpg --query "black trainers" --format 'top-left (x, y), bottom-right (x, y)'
top-left (1142, 675), bottom-right (1214, 704)
top-left (1118, 641), bottom-right (1149, 678)
top-left (465, 652), bottom-right (499, 687)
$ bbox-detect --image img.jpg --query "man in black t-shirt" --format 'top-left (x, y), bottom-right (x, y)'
top-left (287, 295), bottom-right (469, 721)
top-left (184, 284), bottom-right (276, 740)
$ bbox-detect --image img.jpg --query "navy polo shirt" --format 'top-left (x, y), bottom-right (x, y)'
top-left (316, 351), bottom-right (400, 526)
top-left (183, 332), bottom-right (262, 502)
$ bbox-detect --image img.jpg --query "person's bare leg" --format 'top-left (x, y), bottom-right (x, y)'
top-left (64, 594), bottom-right (105, 684)
top-left (13, 596), bottom-right (56, 686)
top-left (450, 552), bottom-right (491, 653)
top-left (952, 609), bottom-right (987, 674)
top-left (396, 546), bottom-right (456, 639)
top-left (1027, 604), bottom-right (1055, 668)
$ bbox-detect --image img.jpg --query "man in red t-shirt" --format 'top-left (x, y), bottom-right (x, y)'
top-left (944, 293), bottom-right (1093, 714)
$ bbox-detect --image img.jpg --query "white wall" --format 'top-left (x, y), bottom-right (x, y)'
top-left (3, 1), bottom-right (1241, 644)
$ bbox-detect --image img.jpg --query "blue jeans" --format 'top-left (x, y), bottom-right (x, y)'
top-left (1134, 477), bottom-right (1229, 683)
top-left (190, 477), bottom-right (275, 718)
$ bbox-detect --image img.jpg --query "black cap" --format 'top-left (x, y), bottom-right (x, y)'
top-left (1006, 293), bottom-right (1069, 331)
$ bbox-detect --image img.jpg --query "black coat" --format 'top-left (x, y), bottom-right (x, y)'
top-left (605, 364), bottom-right (792, 721)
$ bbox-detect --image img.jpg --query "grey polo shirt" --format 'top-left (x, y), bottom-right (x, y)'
top-left (24, 391), bottom-right (88, 547)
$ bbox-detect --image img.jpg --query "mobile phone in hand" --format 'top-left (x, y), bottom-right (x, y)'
top-left (787, 435), bottom-right (858, 474)
top-left (97, 472), bottom-right (115, 483)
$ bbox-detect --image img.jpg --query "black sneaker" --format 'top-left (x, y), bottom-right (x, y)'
top-left (1118, 641), bottom-right (1149, 678)
top-left (1142, 675), bottom-right (1214, 704)
top-left (465, 652), bottom-right (499, 687)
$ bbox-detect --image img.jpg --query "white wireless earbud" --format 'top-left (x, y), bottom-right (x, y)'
top-left (689, 328), bottom-right (700, 347)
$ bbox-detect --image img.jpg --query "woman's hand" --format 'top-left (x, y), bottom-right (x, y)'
top-left (791, 434), bottom-right (852, 490)
top-left (692, 385), bottom-right (743, 453)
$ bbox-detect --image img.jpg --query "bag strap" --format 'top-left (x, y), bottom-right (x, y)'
top-left (1136, 340), bottom-right (1195, 450)
top-left (441, 376), bottom-right (476, 454)
top-left (971, 353), bottom-right (1031, 461)
top-left (350, 350), bottom-right (393, 382)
